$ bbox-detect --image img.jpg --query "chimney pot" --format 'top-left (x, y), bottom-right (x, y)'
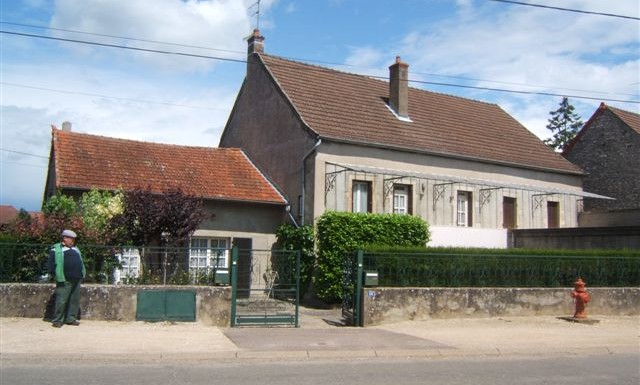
top-left (246, 29), bottom-right (265, 75)
top-left (247, 28), bottom-right (265, 55)
top-left (61, 121), bottom-right (72, 132)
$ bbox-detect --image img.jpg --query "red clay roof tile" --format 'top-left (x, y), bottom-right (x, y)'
top-left (52, 129), bottom-right (285, 204)
top-left (0, 205), bottom-right (19, 225)
top-left (260, 54), bottom-right (583, 174)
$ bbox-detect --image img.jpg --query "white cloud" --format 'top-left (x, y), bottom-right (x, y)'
top-left (0, 58), bottom-right (239, 210)
top-left (342, 0), bottom-right (639, 138)
top-left (0, 105), bottom-right (60, 211)
top-left (2, 60), bottom-right (238, 144)
top-left (284, 2), bottom-right (296, 14)
top-left (344, 47), bottom-right (380, 67)
top-left (49, 0), bottom-right (257, 71)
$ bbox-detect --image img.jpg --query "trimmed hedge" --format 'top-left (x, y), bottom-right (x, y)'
top-left (362, 246), bottom-right (640, 287)
top-left (314, 212), bottom-right (430, 302)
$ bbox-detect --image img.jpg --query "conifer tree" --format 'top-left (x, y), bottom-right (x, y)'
top-left (543, 97), bottom-right (583, 151)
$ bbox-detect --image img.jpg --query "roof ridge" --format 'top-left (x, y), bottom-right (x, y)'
top-left (606, 104), bottom-right (640, 117)
top-left (259, 53), bottom-right (500, 108)
top-left (53, 128), bottom-right (231, 151)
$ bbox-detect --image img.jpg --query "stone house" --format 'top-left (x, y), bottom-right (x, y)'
top-left (220, 30), bottom-right (608, 247)
top-left (44, 126), bottom-right (287, 283)
top-left (563, 103), bottom-right (640, 227)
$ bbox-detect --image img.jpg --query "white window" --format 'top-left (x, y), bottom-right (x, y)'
top-left (115, 248), bottom-right (140, 283)
top-left (393, 185), bottom-right (410, 214)
top-left (352, 181), bottom-right (371, 213)
top-left (189, 238), bottom-right (228, 277)
top-left (457, 191), bottom-right (472, 227)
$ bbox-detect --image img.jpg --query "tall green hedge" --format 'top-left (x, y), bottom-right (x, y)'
top-left (314, 212), bottom-right (430, 302)
top-left (361, 246), bottom-right (640, 287)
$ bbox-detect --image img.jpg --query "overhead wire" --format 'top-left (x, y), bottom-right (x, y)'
top-left (0, 160), bottom-right (47, 169)
top-left (0, 29), bottom-right (638, 105)
top-left (0, 21), bottom-right (246, 55)
top-left (1, 82), bottom-right (229, 111)
top-left (0, 30), bottom-right (246, 64)
top-left (0, 148), bottom-right (49, 159)
top-left (3, 20), bottom-right (637, 98)
top-left (488, 0), bottom-right (640, 20)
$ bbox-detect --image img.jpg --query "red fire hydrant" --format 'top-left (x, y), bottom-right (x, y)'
top-left (570, 278), bottom-right (591, 319)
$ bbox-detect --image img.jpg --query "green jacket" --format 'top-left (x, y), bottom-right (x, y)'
top-left (53, 243), bottom-right (86, 282)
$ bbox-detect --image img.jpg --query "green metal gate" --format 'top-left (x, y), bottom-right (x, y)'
top-left (342, 250), bottom-right (364, 327)
top-left (230, 247), bottom-right (300, 327)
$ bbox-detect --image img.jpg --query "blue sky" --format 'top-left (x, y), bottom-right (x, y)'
top-left (1, 0), bottom-right (638, 211)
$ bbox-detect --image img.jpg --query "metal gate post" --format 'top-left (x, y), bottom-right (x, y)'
top-left (355, 250), bottom-right (364, 327)
top-left (230, 246), bottom-right (238, 327)
top-left (295, 250), bottom-right (301, 328)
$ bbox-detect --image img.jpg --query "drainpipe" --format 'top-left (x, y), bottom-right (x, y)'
top-left (301, 138), bottom-right (322, 226)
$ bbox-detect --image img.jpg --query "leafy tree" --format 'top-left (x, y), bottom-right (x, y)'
top-left (160, 189), bottom-right (210, 246)
top-left (79, 189), bottom-right (123, 244)
top-left (111, 186), bottom-right (210, 279)
top-left (112, 187), bottom-right (208, 247)
top-left (543, 97), bottom-right (583, 152)
top-left (42, 190), bottom-right (77, 217)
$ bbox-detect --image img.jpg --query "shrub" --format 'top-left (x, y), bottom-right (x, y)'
top-left (275, 224), bottom-right (315, 299)
top-left (314, 212), bottom-right (429, 302)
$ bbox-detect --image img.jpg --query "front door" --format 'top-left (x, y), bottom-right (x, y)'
top-left (233, 238), bottom-right (252, 298)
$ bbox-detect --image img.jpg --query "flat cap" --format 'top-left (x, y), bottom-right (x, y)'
top-left (61, 229), bottom-right (77, 238)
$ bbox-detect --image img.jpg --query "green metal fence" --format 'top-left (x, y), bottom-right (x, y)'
top-left (0, 243), bottom-right (230, 285)
top-left (360, 252), bottom-right (640, 287)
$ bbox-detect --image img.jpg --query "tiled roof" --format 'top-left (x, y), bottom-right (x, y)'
top-left (564, 103), bottom-right (640, 156)
top-left (260, 54), bottom-right (582, 174)
top-left (609, 105), bottom-right (640, 135)
top-left (51, 129), bottom-right (286, 204)
top-left (0, 205), bottom-right (19, 225)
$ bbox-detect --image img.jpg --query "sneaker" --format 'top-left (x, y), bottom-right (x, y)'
top-left (65, 320), bottom-right (80, 326)
top-left (52, 322), bottom-right (63, 328)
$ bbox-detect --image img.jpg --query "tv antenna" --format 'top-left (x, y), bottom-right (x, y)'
top-left (249, 0), bottom-right (261, 30)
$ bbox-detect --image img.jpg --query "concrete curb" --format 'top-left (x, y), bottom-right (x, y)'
top-left (2, 345), bottom-right (633, 365)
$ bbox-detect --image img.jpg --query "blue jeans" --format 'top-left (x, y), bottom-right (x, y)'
top-left (52, 279), bottom-right (82, 324)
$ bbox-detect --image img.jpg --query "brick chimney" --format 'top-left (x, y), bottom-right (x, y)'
top-left (247, 28), bottom-right (264, 55)
top-left (246, 28), bottom-right (264, 75)
top-left (389, 56), bottom-right (409, 119)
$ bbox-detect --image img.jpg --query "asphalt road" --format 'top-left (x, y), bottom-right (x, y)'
top-left (2, 354), bottom-right (637, 385)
